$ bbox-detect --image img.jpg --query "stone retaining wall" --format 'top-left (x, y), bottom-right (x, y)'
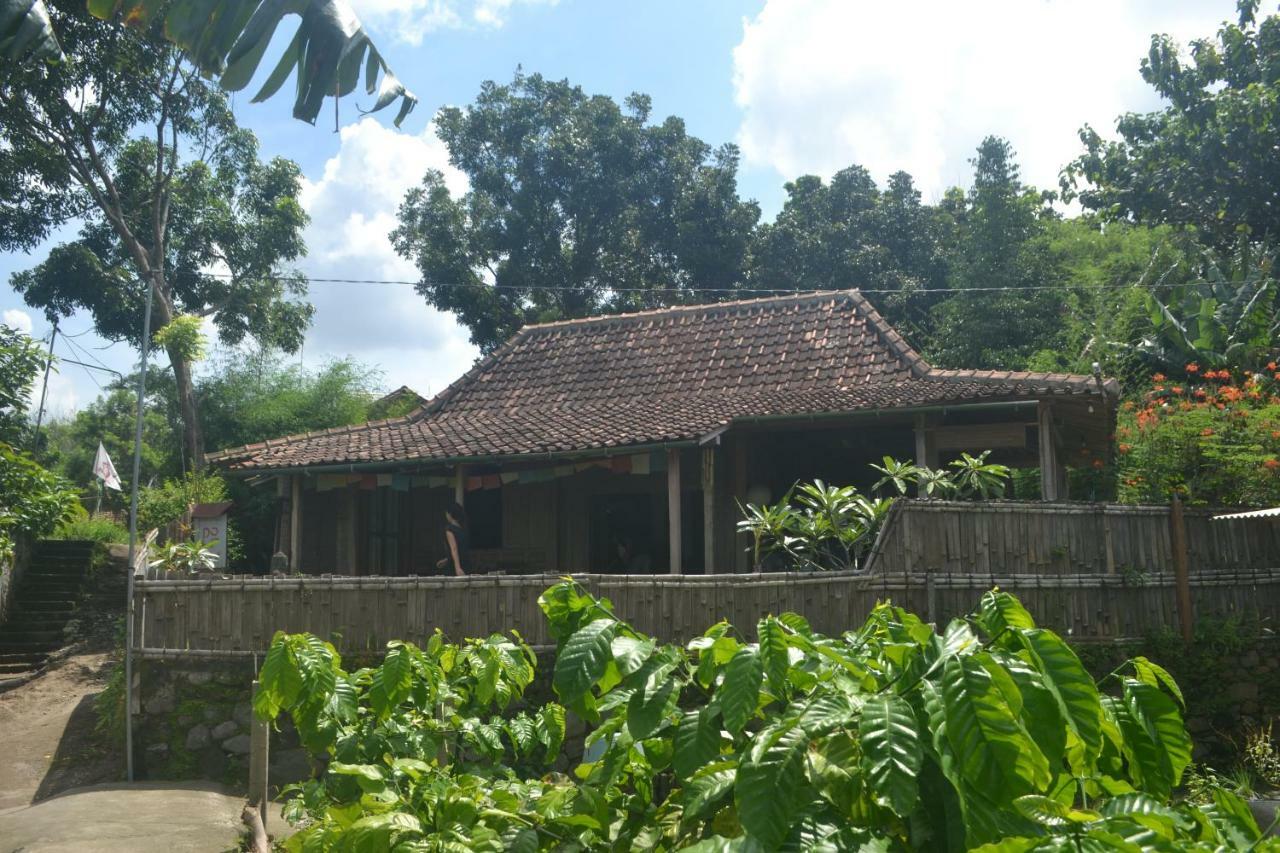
top-left (131, 659), bottom-right (310, 792)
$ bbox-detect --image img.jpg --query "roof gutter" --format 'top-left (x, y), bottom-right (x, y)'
top-left (220, 438), bottom-right (703, 479)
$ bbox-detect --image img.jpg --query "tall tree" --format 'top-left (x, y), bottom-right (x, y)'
top-left (392, 72), bottom-right (761, 352)
top-left (1, 0), bottom-right (313, 467)
top-left (1063, 1), bottom-right (1280, 247)
top-left (929, 137), bottom-right (1066, 369)
top-left (749, 166), bottom-right (947, 343)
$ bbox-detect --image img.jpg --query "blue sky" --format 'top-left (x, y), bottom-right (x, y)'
top-left (1, 0), bottom-right (1233, 422)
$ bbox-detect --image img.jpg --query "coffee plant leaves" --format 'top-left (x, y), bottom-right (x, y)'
top-left (858, 693), bottom-right (922, 816)
top-left (253, 581), bottom-right (1255, 851)
top-left (674, 706), bottom-right (722, 780)
top-left (553, 617), bottom-right (616, 709)
top-left (720, 647), bottom-right (764, 736)
top-left (735, 714), bottom-right (810, 849)
top-left (1016, 629), bottom-right (1103, 763)
top-left (1129, 656), bottom-right (1185, 709)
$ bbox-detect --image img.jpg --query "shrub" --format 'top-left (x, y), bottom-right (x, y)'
top-left (0, 442), bottom-right (78, 559)
top-left (54, 516), bottom-right (129, 544)
top-left (137, 470), bottom-right (227, 532)
top-left (255, 583), bottom-right (1264, 851)
top-left (1117, 368), bottom-right (1280, 505)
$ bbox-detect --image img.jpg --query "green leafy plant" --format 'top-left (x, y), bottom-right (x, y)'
top-left (151, 315), bottom-right (207, 364)
top-left (258, 583), bottom-right (1273, 850)
top-left (137, 470), bottom-right (227, 532)
top-left (54, 515), bottom-right (129, 544)
top-left (0, 441), bottom-right (79, 561)
top-left (148, 539), bottom-right (218, 575)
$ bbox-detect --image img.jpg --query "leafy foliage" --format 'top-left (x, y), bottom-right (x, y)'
top-left (147, 538), bottom-right (217, 574)
top-left (137, 469), bottom-right (227, 532)
top-left (1063, 2), bottom-right (1280, 248)
top-left (1116, 368), bottom-right (1280, 506)
top-left (2, 0), bottom-right (415, 126)
top-left (0, 440), bottom-right (78, 558)
top-left (738, 454), bottom-right (1010, 572)
top-left (258, 583), bottom-right (1268, 851)
top-left (0, 322), bottom-right (44, 445)
top-left (392, 71), bottom-right (761, 352)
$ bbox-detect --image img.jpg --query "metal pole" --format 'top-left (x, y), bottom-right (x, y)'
top-left (124, 278), bottom-right (155, 782)
top-left (31, 317), bottom-right (57, 451)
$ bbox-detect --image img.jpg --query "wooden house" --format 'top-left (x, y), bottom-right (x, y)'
top-left (207, 290), bottom-right (1118, 575)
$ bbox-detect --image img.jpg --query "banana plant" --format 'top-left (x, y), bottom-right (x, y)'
top-left (1140, 239), bottom-right (1280, 374)
top-left (1, 0), bottom-right (416, 126)
top-left (257, 582), bottom-right (1270, 851)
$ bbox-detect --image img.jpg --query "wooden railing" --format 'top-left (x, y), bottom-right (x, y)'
top-left (130, 565), bottom-right (1280, 656)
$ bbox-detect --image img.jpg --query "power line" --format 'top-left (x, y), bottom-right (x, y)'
top-left (197, 270), bottom-right (1190, 296)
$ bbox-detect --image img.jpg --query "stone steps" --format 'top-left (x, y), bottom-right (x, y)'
top-left (0, 540), bottom-right (96, 682)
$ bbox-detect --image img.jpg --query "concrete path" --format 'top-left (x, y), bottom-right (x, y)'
top-left (0, 782), bottom-right (252, 852)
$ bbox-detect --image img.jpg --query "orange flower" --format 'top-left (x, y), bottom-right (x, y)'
top-left (1171, 386), bottom-right (1183, 395)
top-left (1186, 363), bottom-right (1200, 373)
top-left (1201, 428), bottom-right (1215, 436)
top-left (1152, 372), bottom-right (1167, 383)
top-left (1194, 388), bottom-right (1208, 398)
top-left (1271, 431), bottom-right (1280, 439)
top-left (1268, 361), bottom-right (1277, 371)
top-left (1092, 459), bottom-right (1105, 469)
top-left (1118, 443), bottom-right (1132, 454)
top-left (1266, 458), bottom-right (1280, 471)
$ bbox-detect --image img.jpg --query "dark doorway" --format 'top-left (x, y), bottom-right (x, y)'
top-left (589, 494), bottom-right (657, 573)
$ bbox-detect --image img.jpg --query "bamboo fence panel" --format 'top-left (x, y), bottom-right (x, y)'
top-left (131, 567), bottom-right (1280, 658)
top-left (865, 501), bottom-right (1280, 576)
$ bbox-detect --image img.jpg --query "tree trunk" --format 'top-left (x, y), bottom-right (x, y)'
top-left (149, 280), bottom-right (205, 471)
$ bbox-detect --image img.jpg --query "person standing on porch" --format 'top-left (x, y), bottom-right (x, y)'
top-left (437, 502), bottom-right (471, 576)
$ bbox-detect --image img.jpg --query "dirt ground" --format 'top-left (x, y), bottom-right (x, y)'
top-left (0, 649), bottom-right (123, 812)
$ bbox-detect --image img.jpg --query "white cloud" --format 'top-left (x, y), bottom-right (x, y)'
top-left (297, 118), bottom-right (477, 397)
top-left (3, 308), bottom-right (32, 334)
top-left (351, 0), bottom-right (557, 45)
top-left (732, 0), bottom-right (1230, 201)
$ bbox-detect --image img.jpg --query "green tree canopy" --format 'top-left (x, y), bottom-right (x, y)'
top-left (1063, 1), bottom-right (1280, 248)
top-left (393, 72), bottom-right (761, 352)
top-left (928, 137), bottom-right (1068, 370)
top-left (2, 0), bottom-right (314, 467)
top-left (749, 167), bottom-right (948, 343)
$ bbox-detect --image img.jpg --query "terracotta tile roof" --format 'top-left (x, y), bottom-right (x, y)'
top-left (207, 290), bottom-right (1118, 472)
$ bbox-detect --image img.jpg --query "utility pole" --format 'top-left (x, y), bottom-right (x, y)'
top-left (31, 317), bottom-right (57, 452)
top-left (124, 278), bottom-right (155, 782)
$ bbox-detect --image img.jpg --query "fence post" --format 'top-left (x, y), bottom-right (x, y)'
top-left (249, 679), bottom-right (270, 828)
top-left (1169, 495), bottom-right (1194, 642)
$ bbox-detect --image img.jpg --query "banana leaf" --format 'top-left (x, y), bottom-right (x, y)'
top-left (1, 0), bottom-right (416, 126)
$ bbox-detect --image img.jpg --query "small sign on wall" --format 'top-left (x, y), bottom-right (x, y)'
top-left (191, 501), bottom-right (233, 569)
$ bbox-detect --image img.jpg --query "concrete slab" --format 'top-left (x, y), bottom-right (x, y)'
top-left (0, 782), bottom-right (250, 852)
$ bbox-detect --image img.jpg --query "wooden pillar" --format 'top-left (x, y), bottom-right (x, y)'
top-left (454, 463), bottom-right (467, 506)
top-left (1037, 402), bottom-right (1059, 502)
top-left (274, 477), bottom-right (287, 554)
top-left (289, 475), bottom-right (302, 571)
top-left (1169, 494), bottom-right (1194, 642)
top-left (667, 449), bottom-right (682, 575)
top-left (733, 438), bottom-right (749, 573)
top-left (702, 446), bottom-right (716, 573)
top-left (248, 679), bottom-right (269, 826)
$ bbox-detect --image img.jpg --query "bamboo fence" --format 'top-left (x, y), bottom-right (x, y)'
top-left (131, 566), bottom-right (1280, 657)
top-left (129, 502), bottom-right (1280, 658)
top-left (864, 500), bottom-right (1280, 576)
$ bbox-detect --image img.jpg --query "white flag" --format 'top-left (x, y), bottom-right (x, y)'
top-left (93, 442), bottom-right (122, 491)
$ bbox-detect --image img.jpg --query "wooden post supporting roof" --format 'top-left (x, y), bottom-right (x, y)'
top-left (289, 475), bottom-right (302, 570)
top-left (702, 446), bottom-right (716, 573)
top-left (454, 463), bottom-right (467, 506)
top-left (733, 438), bottom-right (748, 573)
top-left (1037, 402), bottom-right (1060, 501)
top-left (668, 449), bottom-right (682, 575)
